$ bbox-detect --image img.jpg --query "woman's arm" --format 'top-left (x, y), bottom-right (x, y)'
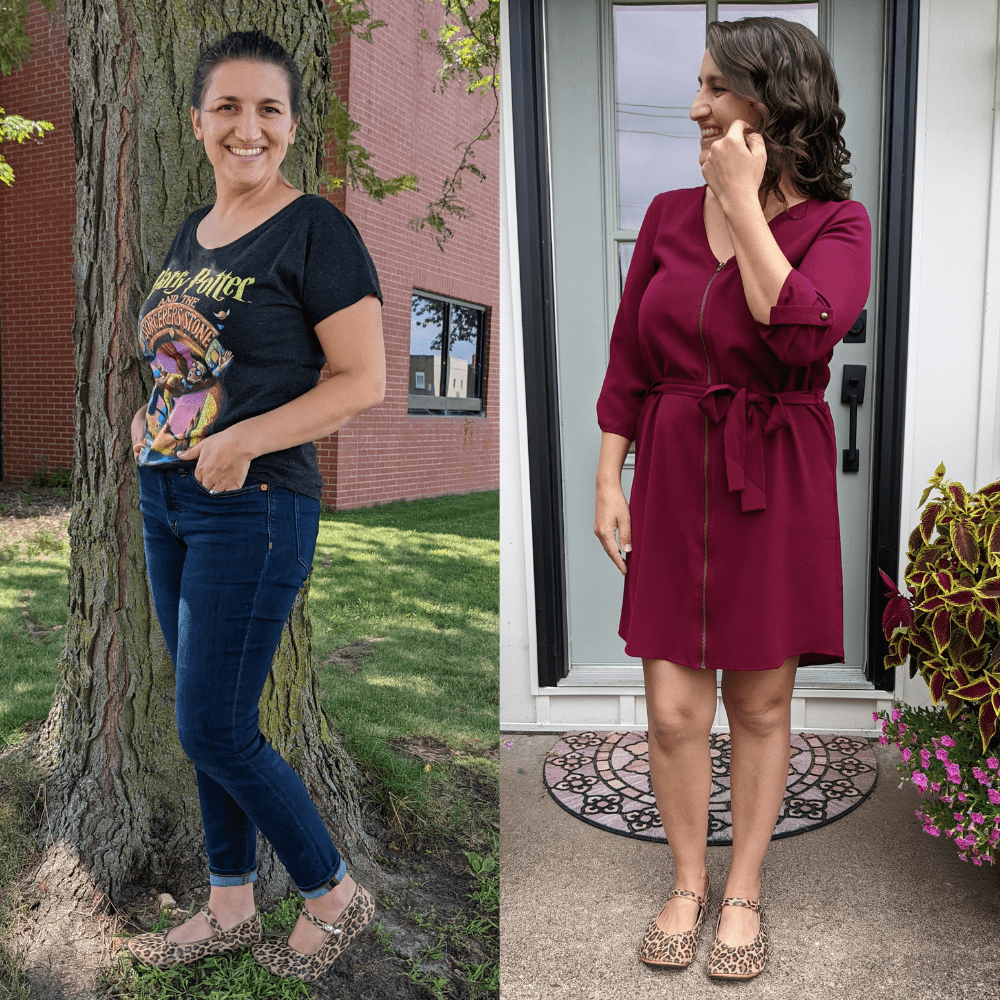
top-left (178, 294), bottom-right (384, 492)
top-left (701, 120), bottom-right (792, 324)
top-left (594, 431), bottom-right (633, 576)
top-left (131, 406), bottom-right (146, 459)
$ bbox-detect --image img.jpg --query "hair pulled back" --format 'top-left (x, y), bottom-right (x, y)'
top-left (190, 30), bottom-right (302, 117)
top-left (706, 17), bottom-right (852, 204)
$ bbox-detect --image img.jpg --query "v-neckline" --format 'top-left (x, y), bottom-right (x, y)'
top-left (698, 185), bottom-right (810, 266)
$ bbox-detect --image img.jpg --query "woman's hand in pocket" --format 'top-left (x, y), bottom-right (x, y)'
top-left (131, 407), bottom-right (146, 460)
top-left (177, 427), bottom-right (253, 493)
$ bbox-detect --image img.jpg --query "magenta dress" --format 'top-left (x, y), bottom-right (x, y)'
top-left (596, 186), bottom-right (872, 671)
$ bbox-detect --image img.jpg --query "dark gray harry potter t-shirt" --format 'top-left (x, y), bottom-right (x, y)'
top-left (136, 194), bottom-right (382, 500)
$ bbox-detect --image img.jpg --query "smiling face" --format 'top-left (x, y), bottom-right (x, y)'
top-left (190, 59), bottom-right (298, 191)
top-left (689, 49), bottom-right (761, 166)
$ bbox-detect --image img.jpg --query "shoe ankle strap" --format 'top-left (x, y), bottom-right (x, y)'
top-left (300, 884), bottom-right (360, 935)
top-left (666, 886), bottom-right (709, 906)
top-left (717, 896), bottom-right (761, 913)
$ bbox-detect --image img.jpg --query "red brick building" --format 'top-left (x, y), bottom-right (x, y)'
top-left (0, 2), bottom-right (498, 508)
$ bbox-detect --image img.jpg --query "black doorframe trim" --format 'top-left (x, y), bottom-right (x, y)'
top-left (867, 0), bottom-right (920, 690)
top-left (509, 0), bottom-right (569, 687)
top-left (511, 0), bottom-right (920, 692)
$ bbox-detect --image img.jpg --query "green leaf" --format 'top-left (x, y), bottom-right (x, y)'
top-left (918, 483), bottom-right (933, 509)
top-left (934, 461), bottom-right (947, 479)
top-left (948, 483), bottom-right (969, 510)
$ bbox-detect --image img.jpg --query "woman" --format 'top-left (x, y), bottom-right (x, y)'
top-left (594, 18), bottom-right (870, 980)
top-left (124, 31), bottom-right (384, 983)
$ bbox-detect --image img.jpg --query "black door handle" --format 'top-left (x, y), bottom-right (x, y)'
top-left (841, 364), bottom-right (867, 473)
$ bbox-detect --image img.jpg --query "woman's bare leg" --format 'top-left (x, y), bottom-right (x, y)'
top-left (643, 658), bottom-right (718, 932)
top-left (717, 655), bottom-right (798, 945)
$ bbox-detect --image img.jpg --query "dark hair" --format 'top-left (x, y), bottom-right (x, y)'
top-left (706, 17), bottom-right (851, 204)
top-left (190, 30), bottom-right (302, 117)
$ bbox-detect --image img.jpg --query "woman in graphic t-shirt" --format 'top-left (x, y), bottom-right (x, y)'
top-left (125, 31), bottom-right (384, 983)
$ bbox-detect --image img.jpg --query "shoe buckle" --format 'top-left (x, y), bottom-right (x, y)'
top-left (332, 927), bottom-right (342, 935)
top-left (323, 923), bottom-right (334, 932)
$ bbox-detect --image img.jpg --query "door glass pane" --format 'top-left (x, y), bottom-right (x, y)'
top-left (410, 293), bottom-right (445, 396)
top-left (618, 242), bottom-right (636, 294)
top-left (613, 3), bottom-right (706, 231)
top-left (445, 304), bottom-right (483, 401)
top-left (718, 2), bottom-right (819, 34)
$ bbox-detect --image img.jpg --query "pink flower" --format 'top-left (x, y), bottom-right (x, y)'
top-left (879, 735), bottom-right (888, 745)
top-left (957, 791), bottom-right (967, 803)
top-left (936, 748), bottom-right (951, 762)
top-left (972, 811), bottom-right (986, 824)
top-left (924, 824), bottom-right (941, 837)
top-left (899, 723), bottom-right (907, 734)
top-left (920, 749), bottom-right (932, 768)
top-left (892, 707), bottom-right (901, 722)
top-left (990, 831), bottom-right (1000, 846)
top-left (931, 781), bottom-right (941, 792)
top-left (955, 812), bottom-right (965, 822)
top-left (956, 835), bottom-right (976, 849)
top-left (946, 763), bottom-right (962, 783)
top-left (902, 747), bottom-right (912, 762)
top-left (872, 711), bottom-right (880, 722)
top-left (988, 757), bottom-right (999, 770)
top-left (973, 767), bottom-right (987, 783)
top-left (912, 772), bottom-right (929, 792)
top-left (941, 734), bottom-right (957, 747)
top-left (941, 795), bottom-right (954, 804)
top-left (988, 789), bottom-right (1000, 806)
top-left (959, 852), bottom-right (969, 861)
top-left (974, 856), bottom-right (983, 866)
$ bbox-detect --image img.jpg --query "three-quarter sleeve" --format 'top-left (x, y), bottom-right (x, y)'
top-left (596, 193), bottom-right (665, 440)
top-left (754, 200), bottom-right (871, 367)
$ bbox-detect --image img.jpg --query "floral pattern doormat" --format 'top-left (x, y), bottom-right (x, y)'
top-left (543, 731), bottom-right (878, 844)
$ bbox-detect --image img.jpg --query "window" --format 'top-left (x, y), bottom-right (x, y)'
top-left (408, 291), bottom-right (487, 415)
top-left (612, 2), bottom-right (820, 290)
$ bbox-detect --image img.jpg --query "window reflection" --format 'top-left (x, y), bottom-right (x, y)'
top-left (718, 3), bottom-right (819, 34)
top-left (408, 292), bottom-right (487, 415)
top-left (614, 4), bottom-right (706, 231)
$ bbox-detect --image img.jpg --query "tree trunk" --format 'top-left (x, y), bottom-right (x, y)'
top-left (15, 0), bottom-right (375, 990)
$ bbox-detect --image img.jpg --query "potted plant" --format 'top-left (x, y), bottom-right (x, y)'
top-left (876, 463), bottom-right (1000, 865)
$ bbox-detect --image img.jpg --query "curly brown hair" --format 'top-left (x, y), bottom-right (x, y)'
top-left (706, 17), bottom-right (852, 204)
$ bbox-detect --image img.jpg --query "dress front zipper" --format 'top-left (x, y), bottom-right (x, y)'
top-left (697, 261), bottom-right (724, 669)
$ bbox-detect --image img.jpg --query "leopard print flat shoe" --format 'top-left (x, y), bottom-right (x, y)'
top-left (705, 897), bottom-right (768, 979)
top-left (638, 876), bottom-right (710, 968)
top-left (252, 883), bottom-right (375, 982)
top-left (125, 905), bottom-right (262, 969)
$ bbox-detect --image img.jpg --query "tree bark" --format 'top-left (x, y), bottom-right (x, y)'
top-left (16, 3), bottom-right (375, 986)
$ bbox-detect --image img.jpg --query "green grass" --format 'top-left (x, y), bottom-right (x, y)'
top-left (0, 491), bottom-right (499, 999)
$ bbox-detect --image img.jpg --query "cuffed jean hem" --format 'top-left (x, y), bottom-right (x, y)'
top-left (296, 856), bottom-right (348, 898)
top-left (209, 869), bottom-right (259, 887)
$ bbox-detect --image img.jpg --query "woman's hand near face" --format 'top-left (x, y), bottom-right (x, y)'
top-left (701, 119), bottom-right (767, 215)
top-left (594, 432), bottom-right (633, 576)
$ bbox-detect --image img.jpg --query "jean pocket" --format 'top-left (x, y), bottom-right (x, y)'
top-left (293, 493), bottom-right (320, 571)
top-left (191, 475), bottom-right (265, 498)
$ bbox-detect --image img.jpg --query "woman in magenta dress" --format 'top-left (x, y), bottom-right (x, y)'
top-left (594, 18), bottom-right (871, 979)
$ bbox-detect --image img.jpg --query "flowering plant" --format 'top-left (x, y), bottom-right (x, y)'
top-left (876, 703), bottom-right (1000, 865)
top-left (881, 464), bottom-right (1000, 753)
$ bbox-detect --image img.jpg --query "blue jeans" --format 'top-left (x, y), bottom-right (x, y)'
top-left (138, 466), bottom-right (345, 897)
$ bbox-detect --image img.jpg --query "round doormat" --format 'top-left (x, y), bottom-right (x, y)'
top-left (543, 731), bottom-right (877, 845)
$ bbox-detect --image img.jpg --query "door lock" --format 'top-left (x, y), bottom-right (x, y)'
top-left (840, 364), bottom-right (867, 473)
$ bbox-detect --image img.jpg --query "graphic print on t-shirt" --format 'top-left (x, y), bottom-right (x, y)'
top-left (139, 297), bottom-right (236, 459)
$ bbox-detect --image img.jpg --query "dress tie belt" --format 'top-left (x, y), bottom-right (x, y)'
top-left (646, 378), bottom-right (825, 513)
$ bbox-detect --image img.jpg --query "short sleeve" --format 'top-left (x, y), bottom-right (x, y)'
top-left (300, 201), bottom-right (383, 327)
top-left (754, 200), bottom-right (872, 367)
top-left (596, 193), bottom-right (665, 440)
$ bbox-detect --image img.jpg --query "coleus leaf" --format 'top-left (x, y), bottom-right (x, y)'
top-left (951, 518), bottom-right (980, 572)
top-left (980, 596), bottom-right (1000, 617)
top-left (967, 606), bottom-right (986, 645)
top-left (916, 596), bottom-right (946, 612)
top-left (929, 668), bottom-right (946, 704)
top-left (945, 693), bottom-right (963, 720)
top-left (920, 502), bottom-right (943, 544)
top-left (941, 588), bottom-right (976, 607)
top-left (908, 526), bottom-right (923, 554)
top-left (878, 567), bottom-right (900, 596)
top-left (937, 571), bottom-right (955, 591)
top-left (908, 632), bottom-right (936, 656)
top-left (948, 483), bottom-right (968, 510)
top-left (980, 700), bottom-right (998, 753)
top-left (989, 521), bottom-right (1000, 565)
top-left (932, 608), bottom-right (951, 653)
top-left (952, 665), bottom-right (970, 688)
top-left (917, 484), bottom-right (933, 509)
top-left (976, 578), bottom-right (1000, 600)
top-left (881, 595), bottom-right (913, 639)
top-left (960, 645), bottom-right (988, 672)
top-left (951, 680), bottom-right (992, 701)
